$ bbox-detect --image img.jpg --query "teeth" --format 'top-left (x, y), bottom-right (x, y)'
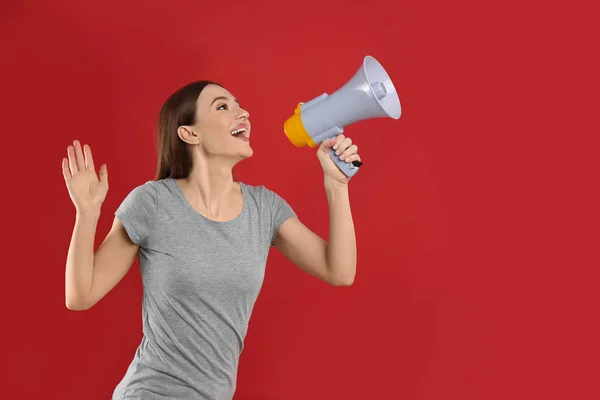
top-left (230, 128), bottom-right (247, 135)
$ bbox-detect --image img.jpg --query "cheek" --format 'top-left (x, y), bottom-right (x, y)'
top-left (198, 119), bottom-right (228, 138)
top-left (199, 128), bottom-right (233, 153)
top-left (205, 116), bottom-right (231, 134)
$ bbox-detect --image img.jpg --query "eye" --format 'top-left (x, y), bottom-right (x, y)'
top-left (217, 104), bottom-right (228, 110)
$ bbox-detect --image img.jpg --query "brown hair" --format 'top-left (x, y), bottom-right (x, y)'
top-left (153, 80), bottom-right (223, 181)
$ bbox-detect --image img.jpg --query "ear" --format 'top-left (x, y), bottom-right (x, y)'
top-left (177, 125), bottom-right (199, 145)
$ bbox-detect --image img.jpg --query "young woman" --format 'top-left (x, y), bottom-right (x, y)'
top-left (62, 80), bottom-right (361, 399)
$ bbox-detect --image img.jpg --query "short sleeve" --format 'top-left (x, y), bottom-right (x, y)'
top-left (114, 181), bottom-right (157, 246)
top-left (265, 187), bottom-right (296, 246)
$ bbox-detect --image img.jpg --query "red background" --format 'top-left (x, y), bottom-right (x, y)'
top-left (1, 0), bottom-right (598, 399)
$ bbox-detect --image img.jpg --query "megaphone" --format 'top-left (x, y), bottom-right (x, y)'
top-left (284, 55), bottom-right (401, 178)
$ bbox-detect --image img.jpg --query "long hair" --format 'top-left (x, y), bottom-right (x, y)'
top-left (153, 80), bottom-right (223, 181)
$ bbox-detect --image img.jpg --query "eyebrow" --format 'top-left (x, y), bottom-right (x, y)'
top-left (210, 96), bottom-right (240, 106)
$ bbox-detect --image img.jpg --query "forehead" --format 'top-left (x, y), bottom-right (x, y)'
top-left (197, 84), bottom-right (236, 105)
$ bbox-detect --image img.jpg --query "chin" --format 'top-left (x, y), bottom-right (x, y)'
top-left (237, 147), bottom-right (253, 159)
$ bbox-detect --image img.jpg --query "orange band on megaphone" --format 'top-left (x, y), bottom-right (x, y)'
top-left (284, 103), bottom-right (318, 148)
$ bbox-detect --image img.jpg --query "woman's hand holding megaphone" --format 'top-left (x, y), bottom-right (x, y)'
top-left (317, 133), bottom-right (362, 185)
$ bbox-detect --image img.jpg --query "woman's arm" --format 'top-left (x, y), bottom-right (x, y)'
top-left (273, 133), bottom-right (360, 286)
top-left (324, 179), bottom-right (356, 285)
top-left (272, 180), bottom-right (356, 286)
top-left (65, 213), bottom-right (139, 310)
top-left (65, 209), bottom-right (101, 310)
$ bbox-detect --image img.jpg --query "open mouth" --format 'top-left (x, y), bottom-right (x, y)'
top-left (230, 127), bottom-right (249, 141)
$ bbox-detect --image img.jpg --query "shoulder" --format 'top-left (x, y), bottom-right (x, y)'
top-left (239, 181), bottom-right (284, 203)
top-left (129, 179), bottom-right (159, 196)
top-left (239, 181), bottom-right (295, 221)
top-left (118, 179), bottom-right (160, 207)
top-left (240, 181), bottom-right (268, 192)
top-left (115, 180), bottom-right (160, 245)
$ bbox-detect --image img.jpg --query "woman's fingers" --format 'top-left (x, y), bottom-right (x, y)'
top-left (73, 140), bottom-right (86, 172)
top-left (84, 144), bottom-right (95, 172)
top-left (67, 145), bottom-right (78, 175)
top-left (339, 144), bottom-right (358, 160)
top-left (67, 140), bottom-right (95, 176)
top-left (62, 157), bottom-right (71, 180)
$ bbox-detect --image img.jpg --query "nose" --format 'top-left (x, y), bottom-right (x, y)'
top-left (237, 107), bottom-right (250, 120)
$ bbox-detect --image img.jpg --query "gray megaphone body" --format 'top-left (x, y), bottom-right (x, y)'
top-left (284, 55), bottom-right (401, 178)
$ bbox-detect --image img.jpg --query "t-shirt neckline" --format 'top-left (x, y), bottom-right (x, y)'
top-left (167, 177), bottom-right (247, 224)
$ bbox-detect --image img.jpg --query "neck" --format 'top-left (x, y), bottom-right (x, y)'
top-left (179, 160), bottom-right (238, 212)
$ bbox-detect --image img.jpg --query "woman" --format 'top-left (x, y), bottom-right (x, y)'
top-left (62, 80), bottom-right (361, 399)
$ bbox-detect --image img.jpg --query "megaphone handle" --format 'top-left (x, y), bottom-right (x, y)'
top-left (328, 141), bottom-right (360, 178)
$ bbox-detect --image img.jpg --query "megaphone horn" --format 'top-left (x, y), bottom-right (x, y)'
top-left (284, 55), bottom-right (402, 178)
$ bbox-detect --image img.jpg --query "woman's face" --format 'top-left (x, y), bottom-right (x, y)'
top-left (187, 84), bottom-right (252, 159)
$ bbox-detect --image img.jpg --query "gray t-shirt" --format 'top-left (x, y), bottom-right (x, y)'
top-left (111, 177), bottom-right (296, 399)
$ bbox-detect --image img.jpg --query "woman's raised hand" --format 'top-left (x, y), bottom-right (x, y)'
top-left (62, 140), bottom-right (109, 214)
